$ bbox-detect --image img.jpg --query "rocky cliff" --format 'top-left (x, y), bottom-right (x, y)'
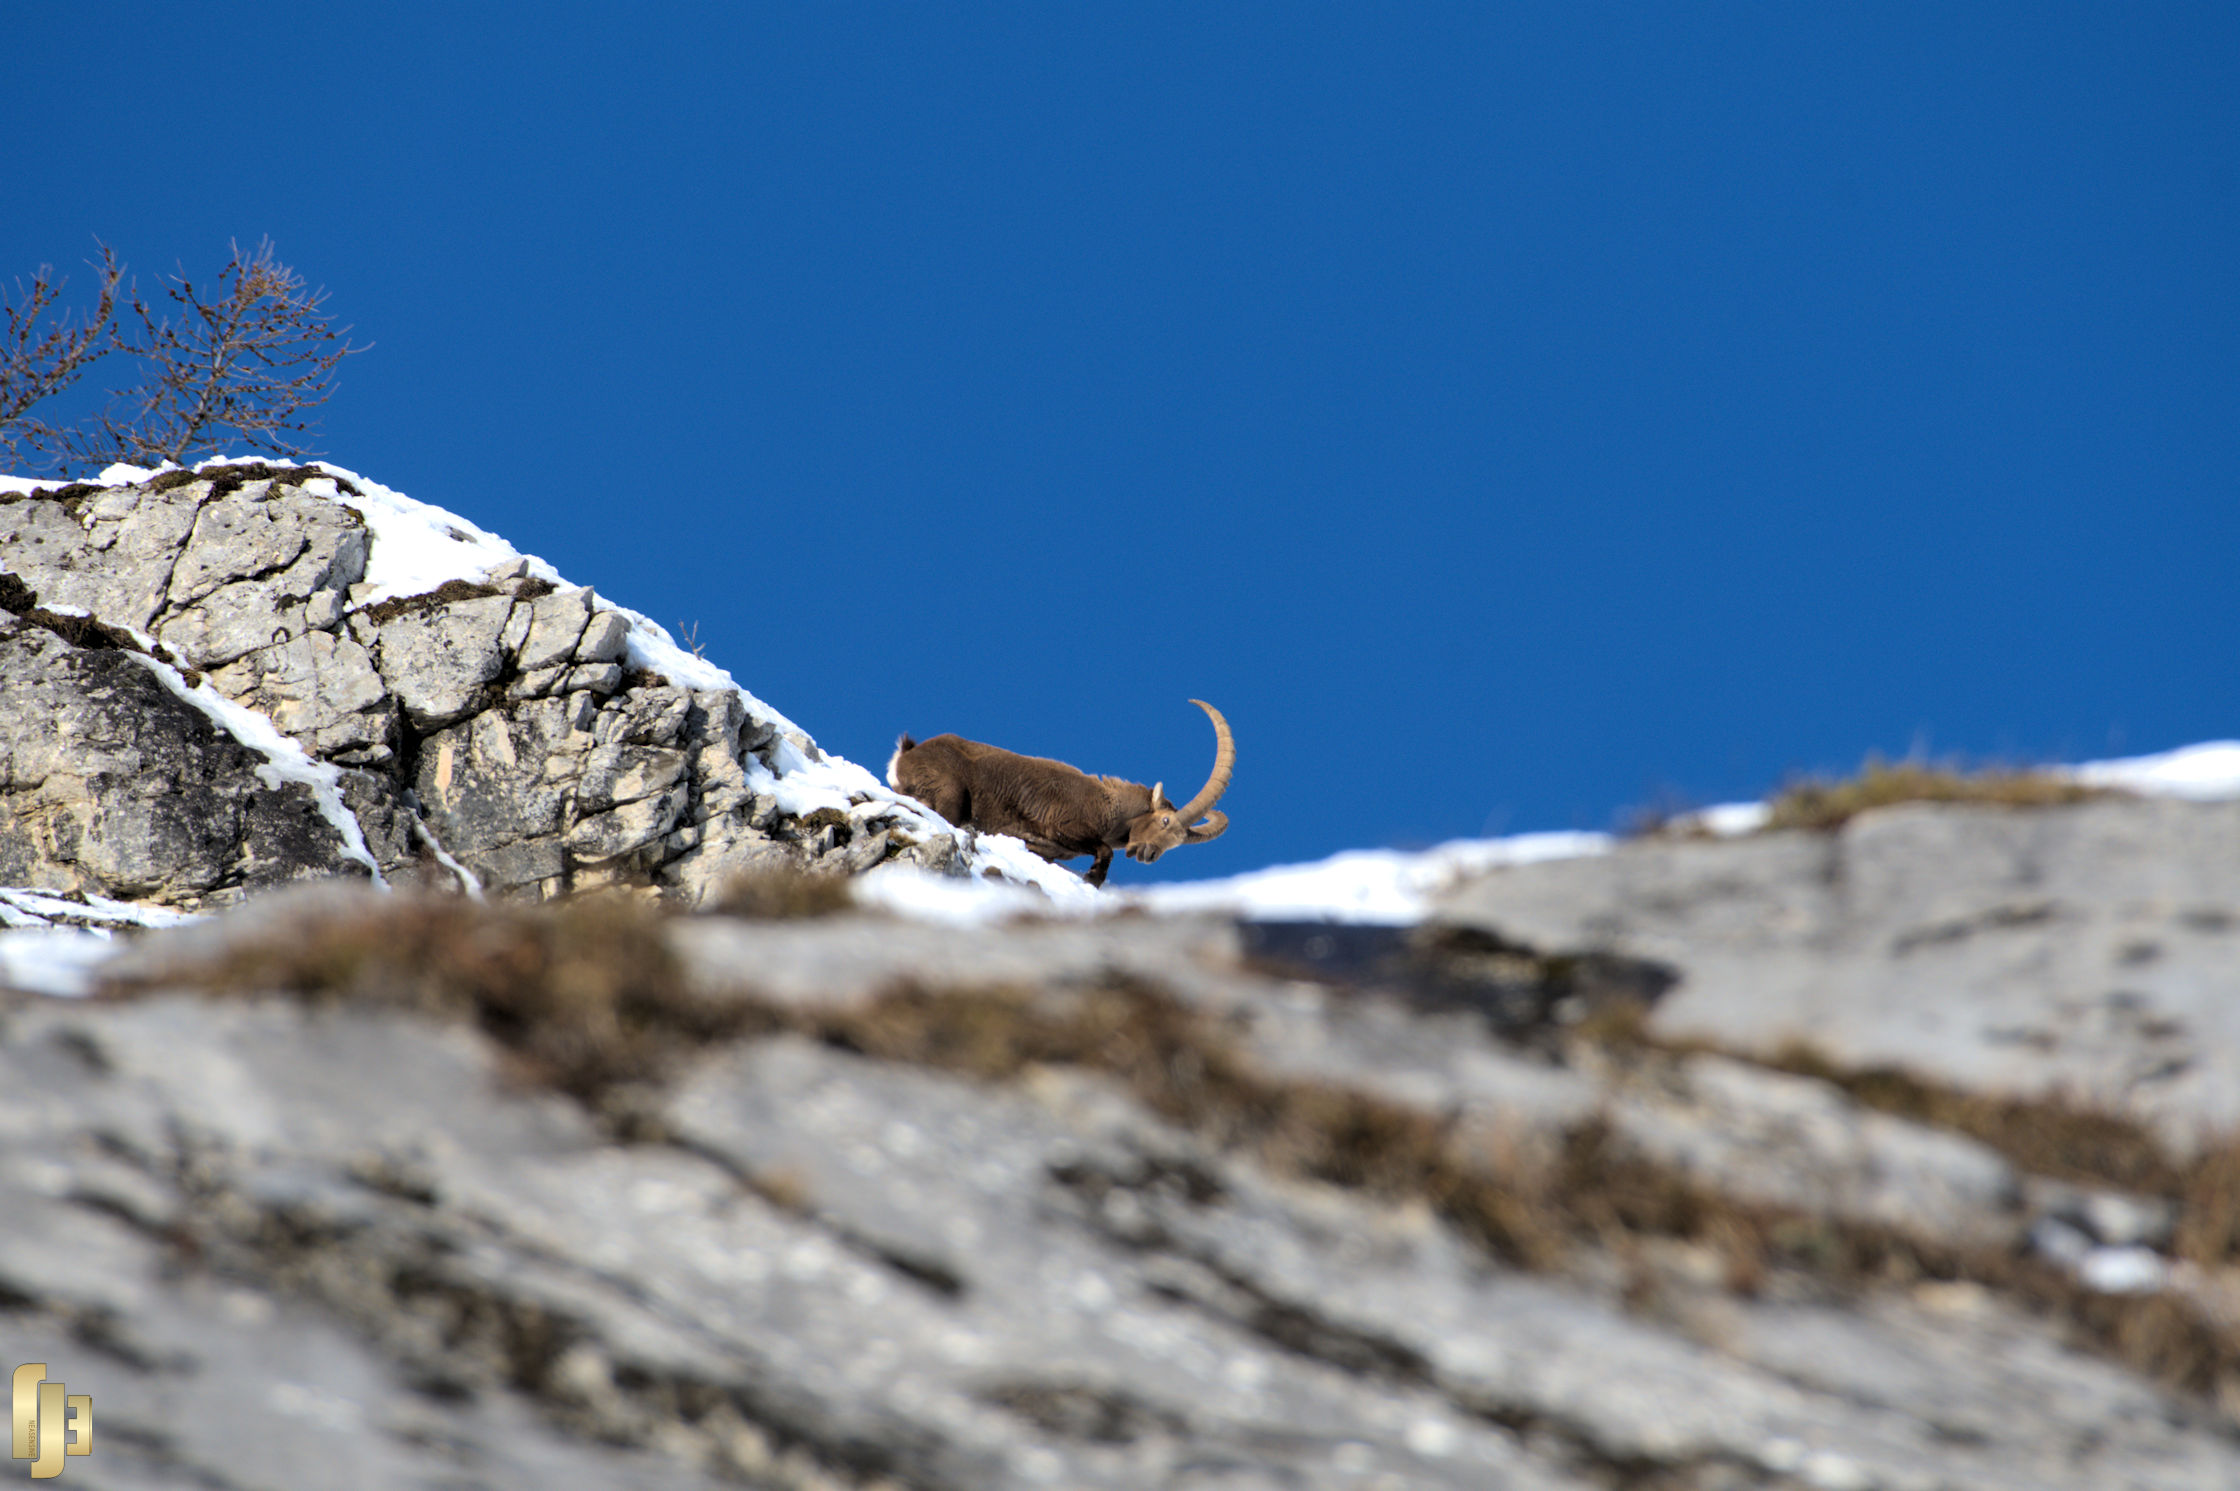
top-left (5, 461), bottom-right (2240, 1490)
top-left (0, 461), bottom-right (984, 912)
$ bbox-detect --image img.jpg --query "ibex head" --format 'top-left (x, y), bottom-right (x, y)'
top-left (1124, 699), bottom-right (1234, 865)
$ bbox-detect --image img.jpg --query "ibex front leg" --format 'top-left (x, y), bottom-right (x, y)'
top-left (1084, 847), bottom-right (1114, 888)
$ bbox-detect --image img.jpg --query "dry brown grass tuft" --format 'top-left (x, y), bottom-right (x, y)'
top-left (1762, 756), bottom-right (2105, 832)
top-left (806, 976), bottom-right (2240, 1398)
top-left (111, 892), bottom-right (764, 1103)
top-left (1766, 1041), bottom-right (2183, 1196)
top-left (709, 867), bottom-right (857, 920)
top-left (2175, 1144), bottom-right (2240, 1267)
top-left (804, 977), bottom-right (1575, 1265)
top-left (98, 890), bottom-right (2240, 1404)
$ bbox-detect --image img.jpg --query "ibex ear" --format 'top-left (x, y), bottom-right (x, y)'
top-left (1149, 782), bottom-right (1165, 809)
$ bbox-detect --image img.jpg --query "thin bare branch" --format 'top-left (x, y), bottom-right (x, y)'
top-left (0, 243), bottom-right (124, 470)
top-left (82, 237), bottom-right (365, 467)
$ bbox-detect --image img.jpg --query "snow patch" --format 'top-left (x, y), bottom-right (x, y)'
top-left (0, 888), bottom-right (192, 998)
top-left (1122, 831), bottom-right (1612, 925)
top-left (0, 927), bottom-right (119, 997)
top-left (2067, 740), bottom-right (2240, 801)
top-left (312, 461), bottom-right (559, 604)
top-left (0, 886), bottom-right (196, 931)
top-left (1686, 801), bottom-right (1773, 837)
top-left (853, 863), bottom-right (1071, 926)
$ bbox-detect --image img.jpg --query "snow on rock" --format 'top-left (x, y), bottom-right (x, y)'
top-left (854, 859), bottom-right (1090, 926)
top-left (292, 460), bottom-right (1046, 887)
top-left (1100, 738), bottom-right (2240, 926)
top-left (314, 463), bottom-right (557, 604)
top-left (0, 473), bottom-right (91, 497)
top-left (0, 887), bottom-right (197, 932)
top-left (1662, 740), bottom-right (2240, 842)
top-left (93, 457), bottom-right (554, 609)
top-left (1685, 801), bottom-right (1773, 837)
top-left (127, 644), bottom-right (388, 886)
top-left (0, 888), bottom-right (196, 997)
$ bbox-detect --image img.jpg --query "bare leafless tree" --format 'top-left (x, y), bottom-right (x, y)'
top-left (0, 238), bottom-right (364, 474)
top-left (0, 244), bottom-right (125, 468)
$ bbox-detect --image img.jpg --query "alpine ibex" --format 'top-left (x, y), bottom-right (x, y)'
top-left (888, 699), bottom-right (1234, 887)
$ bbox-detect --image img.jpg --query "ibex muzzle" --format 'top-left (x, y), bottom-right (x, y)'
top-left (887, 700), bottom-right (1234, 887)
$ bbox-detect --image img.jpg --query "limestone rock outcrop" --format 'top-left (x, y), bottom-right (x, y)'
top-left (0, 463), bottom-right (961, 909)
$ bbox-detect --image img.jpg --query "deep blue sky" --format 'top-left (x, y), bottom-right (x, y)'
top-left (8, 5), bottom-right (2236, 879)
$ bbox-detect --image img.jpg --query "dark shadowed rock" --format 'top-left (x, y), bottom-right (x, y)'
top-left (0, 615), bottom-right (367, 906)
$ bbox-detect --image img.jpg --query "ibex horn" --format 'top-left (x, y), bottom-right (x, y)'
top-left (1172, 700), bottom-right (1234, 826)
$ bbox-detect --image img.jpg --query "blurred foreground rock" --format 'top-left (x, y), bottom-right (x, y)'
top-left (5, 791), bottom-right (2240, 1490)
top-left (1437, 795), bottom-right (2240, 1156)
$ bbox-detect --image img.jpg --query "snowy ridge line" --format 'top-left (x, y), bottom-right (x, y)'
top-left (34, 458), bottom-right (2239, 920)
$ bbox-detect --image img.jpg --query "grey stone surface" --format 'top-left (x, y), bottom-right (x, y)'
top-left (17, 878), bottom-right (2240, 1489)
top-left (577, 608), bottom-right (631, 663)
top-left (1434, 796), bottom-right (2240, 1155)
top-left (1606, 1052), bottom-right (2023, 1243)
top-left (372, 591), bottom-right (520, 728)
top-left (0, 478), bottom-right (206, 629)
top-left (207, 628), bottom-right (395, 762)
top-left (519, 585), bottom-right (594, 670)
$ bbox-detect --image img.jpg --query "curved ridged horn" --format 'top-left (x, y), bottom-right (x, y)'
top-left (1184, 810), bottom-right (1229, 843)
top-left (1172, 700), bottom-right (1234, 827)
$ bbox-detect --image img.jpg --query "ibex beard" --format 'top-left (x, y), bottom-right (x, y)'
top-left (888, 699), bottom-right (1234, 887)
